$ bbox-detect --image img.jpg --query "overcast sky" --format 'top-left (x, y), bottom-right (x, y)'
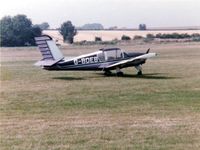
top-left (1, 0), bottom-right (200, 28)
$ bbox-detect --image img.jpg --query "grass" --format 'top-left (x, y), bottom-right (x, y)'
top-left (1, 42), bottom-right (200, 149)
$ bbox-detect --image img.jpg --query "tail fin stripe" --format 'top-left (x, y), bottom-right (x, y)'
top-left (35, 36), bottom-right (52, 41)
top-left (36, 41), bottom-right (47, 45)
top-left (42, 51), bottom-right (51, 54)
top-left (42, 53), bottom-right (53, 57)
top-left (40, 50), bottom-right (50, 53)
top-left (42, 56), bottom-right (54, 60)
top-left (38, 44), bottom-right (48, 48)
top-left (37, 45), bottom-right (48, 48)
top-left (38, 48), bottom-right (49, 52)
top-left (42, 54), bottom-right (54, 59)
top-left (38, 46), bottom-right (49, 49)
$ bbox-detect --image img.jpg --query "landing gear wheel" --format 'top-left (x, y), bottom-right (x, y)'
top-left (104, 70), bottom-right (112, 76)
top-left (135, 65), bottom-right (143, 76)
top-left (117, 71), bottom-right (124, 76)
top-left (137, 71), bottom-right (142, 76)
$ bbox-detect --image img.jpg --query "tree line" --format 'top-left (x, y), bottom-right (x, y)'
top-left (0, 14), bottom-right (77, 47)
top-left (0, 15), bottom-right (41, 46)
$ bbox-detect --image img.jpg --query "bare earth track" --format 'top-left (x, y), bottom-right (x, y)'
top-left (1, 42), bottom-right (200, 149)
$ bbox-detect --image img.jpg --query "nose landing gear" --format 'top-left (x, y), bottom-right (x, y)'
top-left (135, 65), bottom-right (143, 76)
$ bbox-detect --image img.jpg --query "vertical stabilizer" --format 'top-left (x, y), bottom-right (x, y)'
top-left (34, 35), bottom-right (64, 66)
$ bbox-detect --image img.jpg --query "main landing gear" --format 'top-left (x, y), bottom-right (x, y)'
top-left (104, 65), bottom-right (143, 76)
top-left (104, 70), bottom-right (112, 76)
top-left (116, 67), bottom-right (124, 76)
top-left (104, 68), bottom-right (124, 76)
top-left (135, 65), bottom-right (143, 76)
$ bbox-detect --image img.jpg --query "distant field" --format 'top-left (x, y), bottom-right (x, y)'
top-left (43, 30), bottom-right (200, 43)
top-left (1, 42), bottom-right (200, 149)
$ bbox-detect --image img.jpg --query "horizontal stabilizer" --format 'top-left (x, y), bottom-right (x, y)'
top-left (34, 59), bottom-right (62, 67)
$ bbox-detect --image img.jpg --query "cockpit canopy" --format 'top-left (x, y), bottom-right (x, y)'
top-left (98, 48), bottom-right (124, 62)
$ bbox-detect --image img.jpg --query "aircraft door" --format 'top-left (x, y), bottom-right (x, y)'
top-left (97, 52), bottom-right (105, 62)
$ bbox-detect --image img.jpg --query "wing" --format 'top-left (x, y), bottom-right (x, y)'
top-left (106, 53), bottom-right (157, 69)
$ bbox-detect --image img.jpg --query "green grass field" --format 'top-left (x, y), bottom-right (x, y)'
top-left (1, 42), bottom-right (200, 149)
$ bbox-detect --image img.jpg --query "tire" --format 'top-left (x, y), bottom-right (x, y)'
top-left (137, 71), bottom-right (142, 76)
top-left (104, 70), bottom-right (112, 76)
top-left (117, 72), bottom-right (124, 76)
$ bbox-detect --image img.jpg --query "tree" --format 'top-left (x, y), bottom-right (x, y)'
top-left (0, 14), bottom-right (41, 46)
top-left (35, 22), bottom-right (50, 30)
top-left (95, 37), bottom-right (102, 42)
top-left (81, 23), bottom-right (104, 30)
top-left (146, 34), bottom-right (155, 39)
top-left (0, 16), bottom-right (14, 46)
top-left (139, 24), bottom-right (146, 30)
top-left (121, 35), bottom-right (131, 40)
top-left (133, 35), bottom-right (143, 40)
top-left (60, 21), bottom-right (77, 44)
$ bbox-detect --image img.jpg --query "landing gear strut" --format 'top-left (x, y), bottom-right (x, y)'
top-left (135, 65), bottom-right (143, 76)
top-left (116, 67), bottom-right (124, 76)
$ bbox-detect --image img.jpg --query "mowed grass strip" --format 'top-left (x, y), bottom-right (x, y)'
top-left (1, 44), bottom-right (200, 150)
top-left (1, 62), bottom-right (199, 116)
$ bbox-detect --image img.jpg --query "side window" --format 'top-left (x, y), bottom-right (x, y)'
top-left (98, 52), bottom-right (105, 62)
top-left (116, 49), bottom-right (122, 59)
top-left (104, 49), bottom-right (123, 61)
top-left (105, 51), bottom-right (116, 61)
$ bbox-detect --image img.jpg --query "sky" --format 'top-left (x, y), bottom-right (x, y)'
top-left (0, 0), bottom-right (200, 28)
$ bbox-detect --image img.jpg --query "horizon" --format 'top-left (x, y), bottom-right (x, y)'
top-left (1, 0), bottom-right (200, 29)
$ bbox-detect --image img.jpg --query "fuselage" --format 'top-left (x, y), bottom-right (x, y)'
top-left (43, 48), bottom-right (146, 71)
top-left (34, 35), bottom-right (156, 76)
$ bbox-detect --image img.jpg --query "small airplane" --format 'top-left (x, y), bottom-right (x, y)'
top-left (34, 35), bottom-right (157, 76)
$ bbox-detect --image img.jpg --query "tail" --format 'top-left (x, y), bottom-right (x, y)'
top-left (34, 35), bottom-right (64, 66)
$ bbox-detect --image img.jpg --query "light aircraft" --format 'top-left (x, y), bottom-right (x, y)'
top-left (34, 35), bottom-right (157, 76)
